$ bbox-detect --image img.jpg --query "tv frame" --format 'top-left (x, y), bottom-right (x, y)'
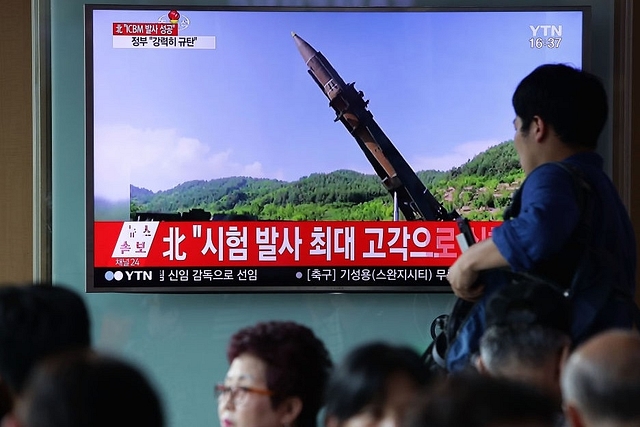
top-left (85, 4), bottom-right (591, 293)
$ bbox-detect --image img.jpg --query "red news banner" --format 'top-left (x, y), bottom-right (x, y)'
top-left (94, 221), bottom-right (500, 268)
top-left (112, 22), bottom-right (179, 36)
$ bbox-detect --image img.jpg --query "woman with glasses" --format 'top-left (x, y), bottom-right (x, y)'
top-left (216, 321), bottom-right (333, 427)
top-left (324, 342), bottom-right (432, 427)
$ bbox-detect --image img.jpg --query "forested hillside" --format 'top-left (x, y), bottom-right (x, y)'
top-left (130, 140), bottom-right (524, 221)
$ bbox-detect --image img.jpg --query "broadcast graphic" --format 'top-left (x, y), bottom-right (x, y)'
top-left (86, 7), bottom-right (585, 292)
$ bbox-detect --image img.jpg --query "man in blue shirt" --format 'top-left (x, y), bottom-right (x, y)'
top-left (446, 64), bottom-right (637, 370)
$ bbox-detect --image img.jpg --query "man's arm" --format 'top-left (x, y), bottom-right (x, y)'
top-left (447, 237), bottom-right (509, 301)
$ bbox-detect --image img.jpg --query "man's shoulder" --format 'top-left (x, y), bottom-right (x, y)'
top-left (521, 161), bottom-right (580, 194)
top-left (531, 152), bottom-right (602, 174)
top-left (526, 153), bottom-right (606, 190)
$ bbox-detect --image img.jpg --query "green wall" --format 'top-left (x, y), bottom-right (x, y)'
top-left (51, 0), bottom-right (613, 425)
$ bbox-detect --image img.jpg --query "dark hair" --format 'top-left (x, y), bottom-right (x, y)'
top-left (484, 279), bottom-right (572, 335)
top-left (512, 63), bottom-right (608, 149)
top-left (324, 341), bottom-right (431, 422)
top-left (227, 321), bottom-right (332, 427)
top-left (17, 349), bottom-right (164, 427)
top-left (480, 323), bottom-right (569, 373)
top-left (406, 373), bottom-right (557, 427)
top-left (0, 284), bottom-right (91, 395)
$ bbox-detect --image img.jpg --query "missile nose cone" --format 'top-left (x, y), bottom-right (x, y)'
top-left (292, 32), bottom-right (317, 63)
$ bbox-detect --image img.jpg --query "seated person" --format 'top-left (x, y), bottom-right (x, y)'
top-left (324, 341), bottom-right (432, 427)
top-left (0, 284), bottom-right (91, 421)
top-left (4, 348), bottom-right (164, 427)
top-left (217, 321), bottom-right (333, 427)
top-left (405, 373), bottom-right (557, 427)
top-left (561, 329), bottom-right (640, 427)
top-left (475, 280), bottom-right (572, 411)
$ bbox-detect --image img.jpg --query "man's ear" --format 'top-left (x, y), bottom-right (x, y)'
top-left (531, 115), bottom-right (549, 143)
top-left (475, 355), bottom-right (490, 376)
top-left (564, 402), bottom-right (586, 427)
top-left (278, 396), bottom-right (303, 427)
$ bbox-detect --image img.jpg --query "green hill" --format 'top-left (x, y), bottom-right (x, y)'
top-left (130, 140), bottom-right (524, 221)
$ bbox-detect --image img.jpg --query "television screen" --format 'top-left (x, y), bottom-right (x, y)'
top-left (85, 5), bottom-right (588, 293)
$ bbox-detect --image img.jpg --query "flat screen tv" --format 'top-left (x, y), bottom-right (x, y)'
top-left (85, 5), bottom-right (589, 293)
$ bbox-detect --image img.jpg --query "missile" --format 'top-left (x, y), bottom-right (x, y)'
top-left (293, 32), bottom-right (453, 221)
top-left (293, 32), bottom-right (402, 190)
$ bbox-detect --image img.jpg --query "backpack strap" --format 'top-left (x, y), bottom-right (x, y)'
top-left (505, 161), bottom-right (590, 224)
top-left (551, 162), bottom-right (591, 215)
top-left (552, 162), bottom-right (640, 338)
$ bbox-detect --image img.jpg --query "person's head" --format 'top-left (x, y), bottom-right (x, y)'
top-left (513, 63), bottom-right (608, 150)
top-left (405, 373), bottom-right (557, 427)
top-left (7, 349), bottom-right (164, 427)
top-left (0, 285), bottom-right (91, 398)
top-left (324, 341), bottom-right (432, 427)
top-left (560, 329), bottom-right (640, 427)
top-left (511, 64), bottom-right (607, 173)
top-left (218, 321), bottom-right (333, 427)
top-left (478, 324), bottom-right (570, 407)
top-left (477, 280), bottom-right (572, 407)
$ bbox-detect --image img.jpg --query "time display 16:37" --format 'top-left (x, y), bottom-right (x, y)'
top-left (529, 37), bottom-right (562, 49)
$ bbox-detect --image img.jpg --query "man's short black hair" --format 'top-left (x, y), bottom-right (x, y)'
top-left (324, 341), bottom-right (432, 423)
top-left (512, 63), bottom-right (608, 149)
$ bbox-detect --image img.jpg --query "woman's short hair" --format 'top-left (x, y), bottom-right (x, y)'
top-left (227, 321), bottom-right (333, 427)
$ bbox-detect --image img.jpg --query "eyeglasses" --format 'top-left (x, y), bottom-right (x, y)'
top-left (214, 384), bottom-right (273, 406)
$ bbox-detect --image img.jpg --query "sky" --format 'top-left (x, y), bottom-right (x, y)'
top-left (89, 8), bottom-right (584, 201)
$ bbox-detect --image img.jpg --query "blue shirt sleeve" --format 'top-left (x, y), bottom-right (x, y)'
top-left (492, 163), bottom-right (582, 272)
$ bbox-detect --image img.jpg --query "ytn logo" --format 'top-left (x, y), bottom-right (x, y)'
top-left (104, 271), bottom-right (153, 281)
top-left (530, 25), bottom-right (563, 37)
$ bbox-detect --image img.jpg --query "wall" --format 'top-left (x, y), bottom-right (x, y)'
top-left (0, 1), bottom-right (32, 284)
top-left (50, 1), bottom-right (617, 426)
top-left (613, 0), bottom-right (640, 305)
